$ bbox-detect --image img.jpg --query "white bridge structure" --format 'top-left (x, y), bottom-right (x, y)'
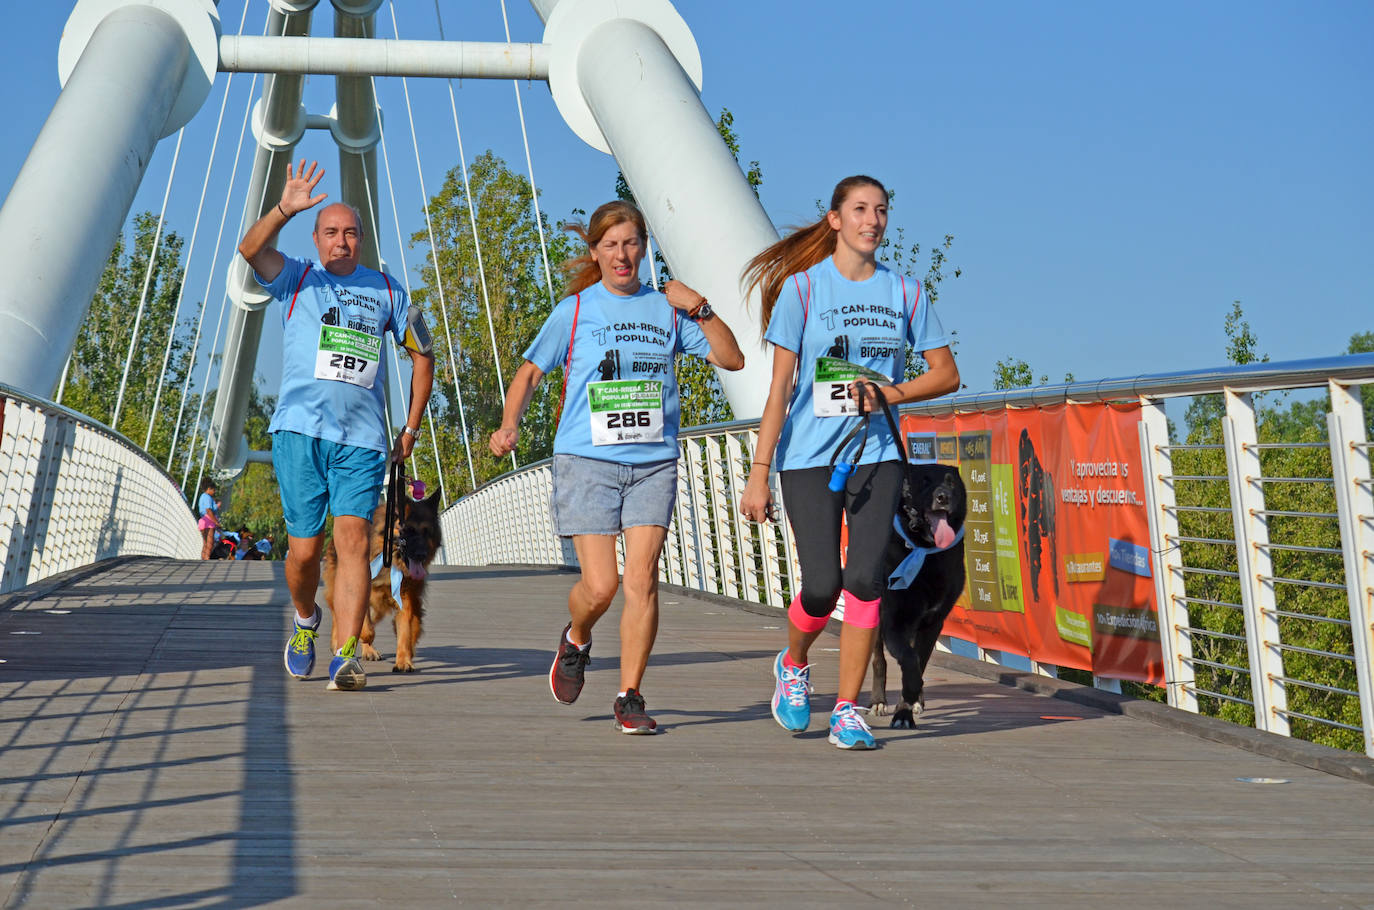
top-left (0, 1), bottom-right (1371, 764)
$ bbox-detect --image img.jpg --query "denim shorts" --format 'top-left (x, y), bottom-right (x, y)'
top-left (272, 431), bottom-right (387, 538)
top-left (550, 454), bottom-right (678, 536)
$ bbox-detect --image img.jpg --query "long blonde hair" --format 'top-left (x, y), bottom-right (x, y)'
top-left (741, 175), bottom-right (889, 330)
top-left (560, 200), bottom-right (649, 296)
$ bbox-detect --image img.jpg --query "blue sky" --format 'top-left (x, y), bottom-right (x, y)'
top-left (2, 1), bottom-right (1371, 408)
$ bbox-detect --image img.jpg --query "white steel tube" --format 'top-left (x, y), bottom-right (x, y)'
top-left (219, 35), bottom-right (549, 79)
top-left (569, 16), bottom-right (778, 418)
top-left (1327, 381), bottom-right (1374, 757)
top-left (1224, 389), bottom-right (1291, 736)
top-left (1139, 400), bottom-right (1199, 712)
top-left (0, 5), bottom-right (194, 396)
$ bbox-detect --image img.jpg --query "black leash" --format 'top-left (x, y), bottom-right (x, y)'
top-left (826, 382), bottom-right (910, 493)
top-left (382, 459), bottom-right (403, 567)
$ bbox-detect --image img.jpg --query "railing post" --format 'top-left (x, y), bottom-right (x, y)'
top-left (1139, 398), bottom-right (1198, 712)
top-left (1327, 380), bottom-right (1374, 757)
top-left (1224, 388), bottom-right (1290, 736)
top-left (724, 433), bottom-right (761, 605)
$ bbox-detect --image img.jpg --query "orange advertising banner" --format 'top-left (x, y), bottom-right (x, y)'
top-left (900, 402), bottom-right (1162, 684)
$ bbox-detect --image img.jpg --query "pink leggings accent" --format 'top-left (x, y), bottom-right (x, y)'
top-left (841, 590), bottom-right (881, 629)
top-left (788, 593), bottom-right (832, 633)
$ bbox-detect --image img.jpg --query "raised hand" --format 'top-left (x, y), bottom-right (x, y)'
top-left (279, 159), bottom-right (327, 217)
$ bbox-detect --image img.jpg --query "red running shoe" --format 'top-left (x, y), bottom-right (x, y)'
top-left (550, 623), bottom-right (590, 705)
top-left (613, 688), bottom-right (658, 735)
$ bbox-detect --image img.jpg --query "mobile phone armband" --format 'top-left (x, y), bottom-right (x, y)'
top-left (403, 305), bottom-right (433, 355)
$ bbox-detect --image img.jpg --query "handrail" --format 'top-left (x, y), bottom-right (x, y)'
top-left (440, 352), bottom-right (1374, 757)
top-left (0, 380), bottom-right (196, 503)
top-left (0, 384), bottom-right (201, 594)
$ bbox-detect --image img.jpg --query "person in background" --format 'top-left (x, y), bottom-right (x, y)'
top-left (197, 481), bottom-right (220, 560)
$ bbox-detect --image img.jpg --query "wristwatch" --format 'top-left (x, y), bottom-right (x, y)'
top-left (690, 300), bottom-right (714, 321)
top-left (402, 426), bottom-right (421, 440)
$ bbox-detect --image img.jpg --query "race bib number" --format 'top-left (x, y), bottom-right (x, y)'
top-left (812, 356), bottom-right (889, 417)
top-left (588, 380), bottom-right (664, 445)
top-left (315, 325), bottom-right (382, 388)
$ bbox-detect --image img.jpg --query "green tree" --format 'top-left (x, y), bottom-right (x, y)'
top-left (992, 358), bottom-right (1043, 390)
top-left (60, 212), bottom-right (200, 472)
top-left (410, 151), bottom-right (576, 499)
top-left (1170, 309), bottom-right (1370, 750)
top-left (1183, 301), bottom-right (1268, 436)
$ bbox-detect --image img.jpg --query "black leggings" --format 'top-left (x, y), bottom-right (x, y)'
top-left (780, 461), bottom-right (904, 617)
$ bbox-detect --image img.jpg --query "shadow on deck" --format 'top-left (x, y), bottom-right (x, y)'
top-left (1, 558), bottom-right (1372, 909)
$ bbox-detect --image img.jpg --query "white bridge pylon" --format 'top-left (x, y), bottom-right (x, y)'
top-left (0, 0), bottom-right (777, 480)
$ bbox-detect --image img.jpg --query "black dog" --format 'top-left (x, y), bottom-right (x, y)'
top-left (870, 463), bottom-right (967, 728)
top-left (1017, 428), bottom-right (1058, 601)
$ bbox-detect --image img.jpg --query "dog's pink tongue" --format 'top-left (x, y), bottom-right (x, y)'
top-left (931, 514), bottom-right (956, 549)
top-left (408, 561), bottom-right (428, 581)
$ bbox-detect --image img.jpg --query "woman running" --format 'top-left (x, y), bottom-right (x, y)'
top-left (739, 175), bottom-right (959, 750)
top-left (490, 200), bottom-right (745, 734)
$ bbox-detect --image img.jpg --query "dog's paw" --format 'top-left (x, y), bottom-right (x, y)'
top-left (358, 643), bottom-right (382, 662)
top-left (391, 663), bottom-right (417, 673)
top-left (890, 707), bottom-right (917, 729)
top-left (870, 701), bottom-right (892, 716)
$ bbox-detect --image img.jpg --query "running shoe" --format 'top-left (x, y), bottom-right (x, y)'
top-left (613, 688), bottom-right (658, 735)
top-left (550, 622), bottom-right (591, 705)
top-left (770, 649), bottom-right (812, 732)
top-left (327, 636), bottom-right (367, 691)
top-left (828, 702), bottom-right (876, 750)
top-left (283, 618), bottom-right (318, 679)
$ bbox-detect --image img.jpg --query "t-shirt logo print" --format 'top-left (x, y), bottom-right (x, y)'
top-left (321, 306), bottom-right (341, 326)
top-left (597, 349), bottom-right (621, 381)
top-left (827, 336), bottom-right (850, 360)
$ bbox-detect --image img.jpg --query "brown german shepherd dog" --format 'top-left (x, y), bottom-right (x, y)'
top-left (323, 488), bottom-right (443, 673)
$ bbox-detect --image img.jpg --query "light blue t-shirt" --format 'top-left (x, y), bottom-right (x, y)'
top-left (523, 282), bottom-right (711, 465)
top-left (197, 492), bottom-right (216, 518)
top-left (257, 254), bottom-right (408, 455)
top-left (764, 257), bottom-right (952, 470)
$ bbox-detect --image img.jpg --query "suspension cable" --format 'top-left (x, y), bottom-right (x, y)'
top-left (497, 0), bottom-right (557, 310)
top-left (386, 4), bottom-right (477, 490)
top-left (144, 0), bottom-right (250, 453)
top-left (181, 8), bottom-right (278, 490)
top-left (374, 79), bottom-right (450, 505)
top-left (357, 160), bottom-right (419, 479)
top-left (415, 2), bottom-right (516, 471)
top-left (171, 6), bottom-right (269, 476)
top-left (111, 127), bottom-right (184, 431)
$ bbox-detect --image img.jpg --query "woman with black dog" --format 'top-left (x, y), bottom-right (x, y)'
top-left (489, 200), bottom-right (744, 734)
top-left (739, 175), bottom-right (959, 750)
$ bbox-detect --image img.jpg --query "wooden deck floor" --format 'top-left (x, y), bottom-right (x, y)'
top-left (2, 558), bottom-right (1372, 909)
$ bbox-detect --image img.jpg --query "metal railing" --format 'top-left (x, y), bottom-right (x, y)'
top-left (440, 354), bottom-right (1374, 756)
top-left (0, 384), bottom-right (201, 594)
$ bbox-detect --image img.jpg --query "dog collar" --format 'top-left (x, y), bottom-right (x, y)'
top-left (887, 515), bottom-right (965, 591)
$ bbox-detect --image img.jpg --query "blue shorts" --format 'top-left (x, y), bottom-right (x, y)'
top-left (272, 431), bottom-right (387, 538)
top-left (550, 454), bottom-right (677, 537)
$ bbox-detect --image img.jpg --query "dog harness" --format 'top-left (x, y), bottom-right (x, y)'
top-left (887, 516), bottom-right (965, 591)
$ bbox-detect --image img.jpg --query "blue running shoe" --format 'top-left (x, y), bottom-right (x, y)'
top-left (327, 636), bottom-right (367, 691)
top-left (284, 618), bottom-right (318, 679)
top-left (771, 649), bottom-right (811, 732)
top-left (828, 702), bottom-right (876, 750)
